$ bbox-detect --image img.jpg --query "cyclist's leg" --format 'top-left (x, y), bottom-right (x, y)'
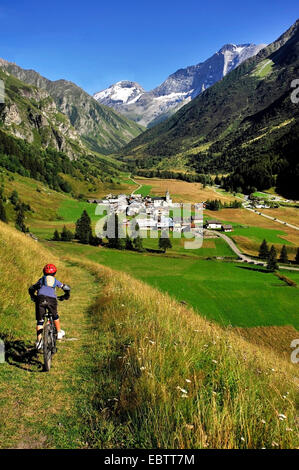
top-left (35, 297), bottom-right (46, 346)
top-left (47, 298), bottom-right (62, 334)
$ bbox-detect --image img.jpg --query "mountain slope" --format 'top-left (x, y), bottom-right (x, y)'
top-left (120, 20), bottom-right (299, 197)
top-left (0, 68), bottom-right (85, 159)
top-left (0, 59), bottom-right (145, 154)
top-left (94, 43), bottom-right (265, 127)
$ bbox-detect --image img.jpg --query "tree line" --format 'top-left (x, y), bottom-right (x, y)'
top-left (52, 211), bottom-right (173, 253)
top-left (0, 187), bottom-right (30, 233)
top-left (205, 198), bottom-right (242, 211)
top-left (258, 239), bottom-right (299, 270)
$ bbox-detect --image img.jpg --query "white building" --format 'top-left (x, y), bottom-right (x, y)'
top-left (205, 220), bottom-right (222, 230)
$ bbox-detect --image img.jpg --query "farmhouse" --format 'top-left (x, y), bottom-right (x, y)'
top-left (222, 224), bottom-right (233, 232)
top-left (205, 220), bottom-right (222, 230)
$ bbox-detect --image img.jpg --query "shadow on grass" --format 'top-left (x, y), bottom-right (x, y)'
top-left (4, 339), bottom-right (43, 372)
top-left (236, 265), bottom-right (270, 273)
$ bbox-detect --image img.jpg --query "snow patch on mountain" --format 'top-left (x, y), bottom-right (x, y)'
top-left (94, 81), bottom-right (145, 108)
top-left (93, 43), bottom-right (266, 127)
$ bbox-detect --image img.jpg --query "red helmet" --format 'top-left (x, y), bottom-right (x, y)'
top-left (43, 264), bottom-right (57, 275)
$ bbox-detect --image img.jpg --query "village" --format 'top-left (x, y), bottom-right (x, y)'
top-left (87, 191), bottom-right (233, 235)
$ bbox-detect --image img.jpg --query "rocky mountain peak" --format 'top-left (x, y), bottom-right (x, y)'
top-left (93, 42), bottom-right (266, 127)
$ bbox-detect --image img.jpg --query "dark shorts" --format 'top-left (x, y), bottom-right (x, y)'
top-left (35, 295), bottom-right (59, 323)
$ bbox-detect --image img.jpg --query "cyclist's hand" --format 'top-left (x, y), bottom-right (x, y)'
top-left (57, 295), bottom-right (65, 302)
top-left (30, 296), bottom-right (37, 303)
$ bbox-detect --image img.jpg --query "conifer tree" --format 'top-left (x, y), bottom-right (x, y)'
top-left (279, 245), bottom-right (288, 264)
top-left (267, 245), bottom-right (278, 271)
top-left (159, 231), bottom-right (172, 253)
top-left (125, 234), bottom-right (134, 250)
top-left (0, 200), bottom-right (7, 223)
top-left (61, 225), bottom-right (73, 242)
top-left (259, 239), bottom-right (269, 259)
top-left (15, 208), bottom-right (28, 233)
top-left (75, 210), bottom-right (92, 244)
top-left (0, 185), bottom-right (6, 202)
top-left (9, 190), bottom-right (19, 206)
top-left (133, 235), bottom-right (144, 252)
top-left (53, 229), bottom-right (60, 241)
top-left (106, 214), bottom-right (125, 249)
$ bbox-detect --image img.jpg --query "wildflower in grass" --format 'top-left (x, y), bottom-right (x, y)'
top-left (286, 428), bottom-right (293, 432)
top-left (177, 386), bottom-right (188, 394)
top-left (185, 424), bottom-right (194, 430)
top-left (278, 413), bottom-right (286, 420)
top-left (185, 379), bottom-right (191, 383)
top-left (212, 359), bottom-right (217, 364)
top-left (140, 366), bottom-right (146, 370)
top-left (241, 437), bottom-right (245, 442)
top-left (261, 419), bottom-right (266, 424)
top-left (181, 394), bottom-right (188, 398)
top-left (149, 340), bottom-right (155, 344)
top-left (272, 441), bottom-right (279, 447)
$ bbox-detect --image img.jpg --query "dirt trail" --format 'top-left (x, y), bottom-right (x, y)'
top-left (0, 262), bottom-right (97, 449)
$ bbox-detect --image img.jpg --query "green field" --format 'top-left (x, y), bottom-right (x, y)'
top-left (134, 184), bottom-right (152, 197)
top-left (228, 226), bottom-right (293, 245)
top-left (141, 231), bottom-right (236, 258)
top-left (57, 200), bottom-right (99, 222)
top-left (49, 241), bottom-right (299, 329)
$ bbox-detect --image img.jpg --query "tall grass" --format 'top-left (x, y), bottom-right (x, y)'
top-left (0, 222), bottom-right (298, 449)
top-left (0, 221), bottom-right (71, 339)
top-left (72, 258), bottom-right (299, 449)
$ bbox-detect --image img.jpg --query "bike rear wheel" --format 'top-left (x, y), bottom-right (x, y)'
top-left (43, 323), bottom-right (54, 371)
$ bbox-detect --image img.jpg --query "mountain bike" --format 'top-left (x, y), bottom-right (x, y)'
top-left (41, 298), bottom-right (58, 371)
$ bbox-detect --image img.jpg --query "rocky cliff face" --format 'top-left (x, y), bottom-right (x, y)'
top-left (0, 67), bottom-right (85, 159)
top-left (94, 43), bottom-right (266, 127)
top-left (0, 59), bottom-right (144, 154)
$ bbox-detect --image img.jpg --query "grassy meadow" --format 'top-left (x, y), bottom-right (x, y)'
top-left (49, 241), bottom-right (299, 329)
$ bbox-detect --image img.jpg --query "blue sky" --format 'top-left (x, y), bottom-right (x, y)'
top-left (0, 1), bottom-right (298, 94)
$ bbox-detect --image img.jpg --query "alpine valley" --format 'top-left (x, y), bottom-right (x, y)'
top-left (0, 9), bottom-right (299, 452)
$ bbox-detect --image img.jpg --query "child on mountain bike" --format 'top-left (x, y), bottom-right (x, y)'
top-left (28, 264), bottom-right (71, 350)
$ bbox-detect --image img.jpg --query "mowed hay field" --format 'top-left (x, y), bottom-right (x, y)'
top-left (205, 208), bottom-right (299, 258)
top-left (234, 325), bottom-right (299, 359)
top-left (135, 178), bottom-right (235, 203)
top-left (262, 207), bottom-right (299, 226)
